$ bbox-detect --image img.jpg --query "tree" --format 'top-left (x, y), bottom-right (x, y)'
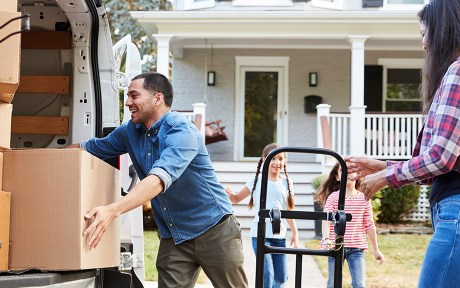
top-left (102, 0), bottom-right (171, 72)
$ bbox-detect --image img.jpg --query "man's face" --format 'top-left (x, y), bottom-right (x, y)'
top-left (126, 78), bottom-right (161, 127)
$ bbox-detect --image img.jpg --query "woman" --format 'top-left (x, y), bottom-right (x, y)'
top-left (346, 1), bottom-right (460, 287)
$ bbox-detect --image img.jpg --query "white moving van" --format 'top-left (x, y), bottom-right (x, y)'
top-left (0, 0), bottom-right (145, 287)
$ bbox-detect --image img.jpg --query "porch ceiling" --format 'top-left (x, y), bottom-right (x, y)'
top-left (131, 10), bottom-right (423, 56)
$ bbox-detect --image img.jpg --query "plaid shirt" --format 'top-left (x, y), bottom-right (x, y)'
top-left (386, 57), bottom-right (460, 189)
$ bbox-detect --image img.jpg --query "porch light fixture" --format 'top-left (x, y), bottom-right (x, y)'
top-left (309, 72), bottom-right (318, 87)
top-left (207, 71), bottom-right (216, 86)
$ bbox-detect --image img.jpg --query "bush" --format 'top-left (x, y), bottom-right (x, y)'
top-left (311, 174), bottom-right (326, 191)
top-left (378, 185), bottom-right (421, 223)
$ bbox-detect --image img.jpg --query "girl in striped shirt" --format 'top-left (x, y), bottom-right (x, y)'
top-left (315, 162), bottom-right (384, 288)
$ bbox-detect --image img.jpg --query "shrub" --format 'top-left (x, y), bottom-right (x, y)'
top-left (311, 174), bottom-right (326, 191)
top-left (378, 185), bottom-right (421, 223)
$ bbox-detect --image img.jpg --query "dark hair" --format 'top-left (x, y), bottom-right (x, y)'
top-left (314, 162), bottom-right (362, 208)
top-left (418, 0), bottom-right (460, 113)
top-left (248, 143), bottom-right (294, 210)
top-left (132, 72), bottom-right (174, 107)
top-left (314, 163), bottom-right (341, 208)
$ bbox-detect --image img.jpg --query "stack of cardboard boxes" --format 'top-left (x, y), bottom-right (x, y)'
top-left (0, 0), bottom-right (19, 272)
top-left (0, 0), bottom-right (121, 273)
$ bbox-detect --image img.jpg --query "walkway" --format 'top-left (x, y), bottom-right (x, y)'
top-left (145, 236), bottom-right (327, 287)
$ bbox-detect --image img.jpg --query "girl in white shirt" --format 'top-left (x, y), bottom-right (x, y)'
top-left (226, 143), bottom-right (299, 288)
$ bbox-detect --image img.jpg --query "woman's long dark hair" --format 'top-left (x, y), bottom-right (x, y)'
top-left (248, 143), bottom-right (294, 209)
top-left (418, 0), bottom-right (460, 113)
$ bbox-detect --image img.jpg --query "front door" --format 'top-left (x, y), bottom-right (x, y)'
top-left (235, 57), bottom-right (289, 160)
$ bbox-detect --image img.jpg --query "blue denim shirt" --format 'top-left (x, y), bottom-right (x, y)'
top-left (81, 111), bottom-right (233, 244)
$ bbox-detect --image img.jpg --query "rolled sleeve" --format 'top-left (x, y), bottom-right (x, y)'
top-left (149, 167), bottom-right (172, 191)
top-left (80, 140), bottom-right (88, 150)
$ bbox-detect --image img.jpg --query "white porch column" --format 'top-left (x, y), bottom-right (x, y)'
top-left (347, 35), bottom-right (368, 156)
top-left (153, 34), bottom-right (173, 78)
top-left (316, 104), bottom-right (331, 165)
top-left (192, 103), bottom-right (207, 138)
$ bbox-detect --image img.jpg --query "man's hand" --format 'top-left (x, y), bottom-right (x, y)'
top-left (345, 156), bottom-right (386, 181)
top-left (83, 205), bottom-right (117, 250)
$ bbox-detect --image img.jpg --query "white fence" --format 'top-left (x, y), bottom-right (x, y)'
top-left (405, 185), bottom-right (431, 222)
top-left (319, 110), bottom-right (430, 222)
top-left (325, 112), bottom-right (424, 160)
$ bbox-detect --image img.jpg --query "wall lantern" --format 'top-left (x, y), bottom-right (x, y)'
top-left (207, 71), bottom-right (216, 86)
top-left (309, 72), bottom-right (318, 87)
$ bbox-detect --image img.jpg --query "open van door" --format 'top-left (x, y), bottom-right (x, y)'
top-left (113, 34), bottom-right (146, 286)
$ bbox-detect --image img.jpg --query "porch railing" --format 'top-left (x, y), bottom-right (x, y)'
top-left (176, 103), bottom-right (206, 138)
top-left (318, 108), bottom-right (424, 160)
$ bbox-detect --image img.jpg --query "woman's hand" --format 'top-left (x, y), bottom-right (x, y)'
top-left (345, 156), bottom-right (386, 181)
top-left (360, 170), bottom-right (388, 201)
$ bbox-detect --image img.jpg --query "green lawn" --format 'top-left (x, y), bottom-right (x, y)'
top-left (144, 231), bottom-right (431, 286)
top-left (305, 234), bottom-right (431, 288)
top-left (143, 230), bottom-right (160, 281)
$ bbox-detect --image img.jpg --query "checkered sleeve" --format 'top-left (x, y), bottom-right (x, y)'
top-left (386, 60), bottom-right (460, 189)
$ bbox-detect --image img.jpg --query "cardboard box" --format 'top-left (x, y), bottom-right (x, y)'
top-left (0, 103), bottom-right (12, 149)
top-left (0, 11), bottom-right (21, 100)
top-left (0, 93), bottom-right (14, 103)
top-left (0, 191), bottom-right (11, 271)
top-left (3, 149), bottom-right (121, 271)
top-left (0, 0), bottom-right (18, 13)
top-left (0, 152), bottom-right (3, 189)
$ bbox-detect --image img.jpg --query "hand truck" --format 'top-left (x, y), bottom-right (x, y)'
top-left (255, 147), bottom-right (352, 288)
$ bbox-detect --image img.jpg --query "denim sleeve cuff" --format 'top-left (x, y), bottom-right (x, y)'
top-left (149, 167), bottom-right (172, 192)
top-left (80, 140), bottom-right (88, 150)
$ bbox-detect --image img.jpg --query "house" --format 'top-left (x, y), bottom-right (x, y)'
top-left (131, 0), bottom-right (429, 238)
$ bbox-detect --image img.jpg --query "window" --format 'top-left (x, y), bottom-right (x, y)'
top-left (383, 0), bottom-right (429, 9)
top-left (179, 0), bottom-right (215, 10)
top-left (311, 0), bottom-right (344, 10)
top-left (232, 0), bottom-right (293, 6)
top-left (386, 69), bottom-right (421, 112)
top-left (387, 0), bottom-right (424, 3)
top-left (378, 59), bottom-right (423, 112)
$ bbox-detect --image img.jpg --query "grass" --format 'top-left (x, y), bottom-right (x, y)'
top-left (143, 230), bottom-right (160, 281)
top-left (145, 230), bottom-right (431, 286)
top-left (143, 230), bottom-right (208, 283)
top-left (305, 234), bottom-right (431, 288)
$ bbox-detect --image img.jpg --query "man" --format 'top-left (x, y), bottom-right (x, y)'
top-left (68, 72), bottom-right (248, 287)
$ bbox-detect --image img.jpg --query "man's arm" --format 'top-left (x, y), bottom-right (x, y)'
top-left (83, 174), bottom-right (164, 250)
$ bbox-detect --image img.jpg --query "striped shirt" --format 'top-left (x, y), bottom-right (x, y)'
top-left (324, 191), bottom-right (375, 250)
top-left (386, 57), bottom-right (460, 192)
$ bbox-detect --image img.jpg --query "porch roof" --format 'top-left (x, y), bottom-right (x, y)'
top-left (131, 10), bottom-right (423, 56)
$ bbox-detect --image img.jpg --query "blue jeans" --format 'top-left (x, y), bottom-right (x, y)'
top-left (327, 248), bottom-right (365, 288)
top-left (252, 237), bottom-right (288, 288)
top-left (418, 194), bottom-right (460, 288)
